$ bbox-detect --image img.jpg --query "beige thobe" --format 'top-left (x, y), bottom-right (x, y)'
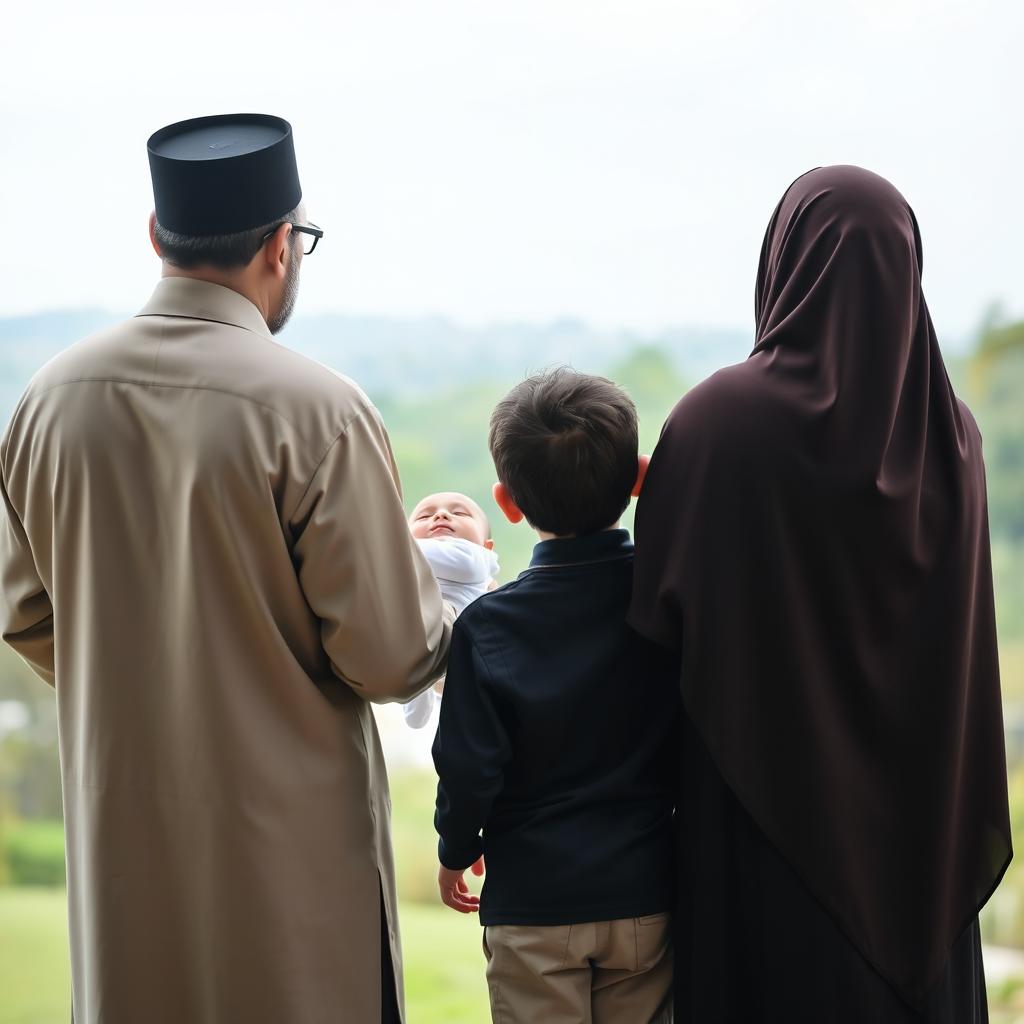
top-left (0, 278), bottom-right (453, 1023)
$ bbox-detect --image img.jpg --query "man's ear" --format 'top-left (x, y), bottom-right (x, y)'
top-left (149, 212), bottom-right (162, 258)
top-left (492, 482), bottom-right (524, 525)
top-left (263, 222), bottom-right (292, 279)
top-left (631, 454), bottom-right (650, 498)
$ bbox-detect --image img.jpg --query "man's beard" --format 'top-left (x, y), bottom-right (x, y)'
top-left (268, 244), bottom-right (301, 335)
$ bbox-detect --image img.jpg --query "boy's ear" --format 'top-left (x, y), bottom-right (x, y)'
top-left (492, 482), bottom-right (524, 525)
top-left (631, 454), bottom-right (651, 498)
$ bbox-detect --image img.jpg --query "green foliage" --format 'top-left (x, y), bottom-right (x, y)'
top-left (972, 319), bottom-right (1024, 397)
top-left (382, 381), bottom-right (537, 580)
top-left (994, 545), bottom-right (1024, 644)
top-left (0, 646), bottom-right (62, 843)
top-left (1000, 644), bottom-right (1024, 703)
top-left (0, 734), bottom-right (63, 824)
top-left (970, 349), bottom-right (1024, 545)
top-left (391, 769), bottom-right (450, 904)
top-left (984, 765), bottom-right (1024, 947)
top-left (607, 344), bottom-right (689, 454)
top-left (1, 821), bottom-right (65, 887)
top-left (979, 321), bottom-right (1024, 358)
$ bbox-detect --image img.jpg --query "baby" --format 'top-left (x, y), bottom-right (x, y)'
top-left (404, 491), bottom-right (499, 728)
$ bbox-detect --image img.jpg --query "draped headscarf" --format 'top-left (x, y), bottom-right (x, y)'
top-left (630, 165), bottom-right (1011, 1006)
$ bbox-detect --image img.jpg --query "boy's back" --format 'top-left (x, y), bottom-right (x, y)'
top-left (433, 367), bottom-right (679, 1023)
top-left (434, 528), bottom-right (678, 926)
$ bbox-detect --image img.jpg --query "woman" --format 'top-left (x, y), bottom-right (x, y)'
top-left (630, 165), bottom-right (1011, 1021)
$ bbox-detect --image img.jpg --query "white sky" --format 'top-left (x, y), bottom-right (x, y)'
top-left (2, 0), bottom-right (1022, 339)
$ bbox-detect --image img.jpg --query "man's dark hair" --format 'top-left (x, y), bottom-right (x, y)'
top-left (489, 367), bottom-right (638, 537)
top-left (153, 207), bottom-right (300, 271)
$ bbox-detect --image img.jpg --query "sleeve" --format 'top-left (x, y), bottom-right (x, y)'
top-left (0, 469), bottom-right (55, 686)
top-left (288, 405), bottom-right (455, 702)
top-left (417, 538), bottom-right (497, 586)
top-left (432, 619), bottom-right (511, 870)
top-left (403, 686), bottom-right (438, 729)
top-left (417, 539), bottom-right (495, 614)
top-left (417, 538), bottom-right (475, 584)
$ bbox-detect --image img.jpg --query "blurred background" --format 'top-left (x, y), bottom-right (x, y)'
top-left (1, 1), bottom-right (1022, 1021)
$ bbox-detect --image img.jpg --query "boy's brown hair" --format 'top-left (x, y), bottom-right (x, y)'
top-left (488, 367), bottom-right (638, 537)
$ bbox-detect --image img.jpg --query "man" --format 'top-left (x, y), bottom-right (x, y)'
top-left (0, 113), bottom-right (453, 1023)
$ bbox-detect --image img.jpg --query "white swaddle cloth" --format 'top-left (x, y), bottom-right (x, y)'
top-left (403, 537), bottom-right (500, 728)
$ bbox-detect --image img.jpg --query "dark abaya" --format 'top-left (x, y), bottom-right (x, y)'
top-left (630, 165), bottom-right (1011, 1019)
top-left (675, 714), bottom-right (988, 1022)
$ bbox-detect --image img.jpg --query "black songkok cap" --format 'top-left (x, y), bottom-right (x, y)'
top-left (148, 113), bottom-right (302, 236)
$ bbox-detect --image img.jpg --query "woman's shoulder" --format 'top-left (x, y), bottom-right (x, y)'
top-left (659, 356), bottom-right (786, 456)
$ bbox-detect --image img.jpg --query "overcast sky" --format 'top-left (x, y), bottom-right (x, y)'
top-left (2, 0), bottom-right (1021, 342)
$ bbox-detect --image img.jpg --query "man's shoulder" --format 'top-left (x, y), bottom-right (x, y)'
top-left (249, 342), bottom-right (374, 426)
top-left (19, 319), bottom-right (131, 394)
top-left (15, 312), bottom-right (378, 444)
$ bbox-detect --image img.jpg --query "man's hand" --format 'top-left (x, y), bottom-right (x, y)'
top-left (438, 857), bottom-right (484, 914)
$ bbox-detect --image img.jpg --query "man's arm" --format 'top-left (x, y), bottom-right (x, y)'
top-left (289, 405), bottom-right (454, 702)
top-left (0, 471), bottom-right (55, 686)
top-left (433, 620), bottom-right (510, 874)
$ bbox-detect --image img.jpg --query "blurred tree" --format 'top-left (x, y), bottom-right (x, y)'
top-left (0, 650), bottom-right (62, 823)
top-left (970, 305), bottom-right (1024, 397)
top-left (607, 345), bottom-right (689, 454)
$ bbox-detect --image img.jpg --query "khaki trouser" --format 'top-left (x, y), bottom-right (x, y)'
top-left (482, 915), bottom-right (673, 1024)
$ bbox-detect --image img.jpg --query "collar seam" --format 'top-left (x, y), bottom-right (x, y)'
top-left (134, 310), bottom-right (270, 341)
top-left (525, 552), bottom-right (634, 573)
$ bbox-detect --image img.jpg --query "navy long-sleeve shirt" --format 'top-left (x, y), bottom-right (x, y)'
top-left (432, 529), bottom-right (679, 926)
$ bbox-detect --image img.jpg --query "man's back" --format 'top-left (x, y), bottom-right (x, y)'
top-left (433, 529), bottom-right (678, 927)
top-left (0, 278), bottom-right (450, 1023)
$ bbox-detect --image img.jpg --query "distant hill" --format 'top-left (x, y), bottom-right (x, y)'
top-left (0, 308), bottom-right (752, 420)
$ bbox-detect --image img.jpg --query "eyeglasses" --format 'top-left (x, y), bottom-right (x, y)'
top-left (262, 221), bottom-right (324, 255)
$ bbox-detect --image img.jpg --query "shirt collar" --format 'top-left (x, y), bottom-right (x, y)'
top-left (528, 528), bottom-right (633, 570)
top-left (136, 278), bottom-right (273, 340)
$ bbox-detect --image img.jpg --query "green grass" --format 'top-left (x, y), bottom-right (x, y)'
top-left (402, 902), bottom-right (490, 1022)
top-left (0, 888), bottom-right (71, 1024)
top-left (9, 887), bottom-right (1024, 1022)
top-left (0, 888), bottom-right (488, 1024)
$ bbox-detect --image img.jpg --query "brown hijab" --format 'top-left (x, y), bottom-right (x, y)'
top-left (630, 165), bottom-right (1011, 1006)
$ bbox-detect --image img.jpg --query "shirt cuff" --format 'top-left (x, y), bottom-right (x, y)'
top-left (438, 835), bottom-right (483, 871)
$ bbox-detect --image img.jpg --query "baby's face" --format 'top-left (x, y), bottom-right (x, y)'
top-left (410, 492), bottom-right (491, 547)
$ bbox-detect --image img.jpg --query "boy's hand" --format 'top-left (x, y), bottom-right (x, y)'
top-left (438, 858), bottom-right (484, 914)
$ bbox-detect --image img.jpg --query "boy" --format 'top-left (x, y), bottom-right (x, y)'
top-left (404, 491), bottom-right (499, 728)
top-left (432, 368), bottom-right (678, 1024)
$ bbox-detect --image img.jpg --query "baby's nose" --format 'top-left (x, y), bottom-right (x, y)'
top-left (433, 509), bottom-right (452, 520)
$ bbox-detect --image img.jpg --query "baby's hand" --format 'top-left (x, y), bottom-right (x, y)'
top-left (438, 857), bottom-right (484, 914)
